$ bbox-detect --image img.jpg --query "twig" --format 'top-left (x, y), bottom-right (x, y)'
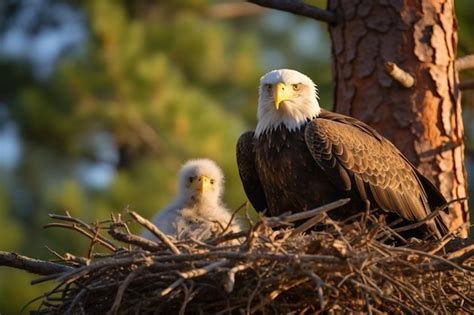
top-left (159, 278), bottom-right (184, 297)
top-left (456, 54), bottom-right (474, 71)
top-left (108, 225), bottom-right (161, 251)
top-left (151, 250), bottom-right (342, 264)
top-left (290, 213), bottom-right (326, 236)
top-left (178, 259), bottom-right (227, 279)
top-left (393, 208), bottom-right (442, 234)
top-left (378, 244), bottom-right (467, 272)
top-left (224, 263), bottom-right (252, 293)
top-left (305, 271), bottom-right (326, 309)
top-left (49, 213), bottom-right (119, 251)
top-left (247, 0), bottom-right (337, 24)
top-left (0, 251), bottom-right (72, 275)
top-left (222, 202), bottom-right (246, 233)
top-left (270, 198), bottom-right (351, 226)
top-left (107, 266), bottom-right (145, 315)
top-left (384, 61), bottom-right (415, 88)
top-left (44, 223), bottom-right (117, 251)
top-left (250, 278), bottom-right (311, 313)
top-left (128, 210), bottom-right (181, 255)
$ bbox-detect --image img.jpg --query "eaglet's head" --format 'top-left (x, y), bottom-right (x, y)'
top-left (256, 69), bottom-right (320, 136)
top-left (177, 158), bottom-right (224, 205)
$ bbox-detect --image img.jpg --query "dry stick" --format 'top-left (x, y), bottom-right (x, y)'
top-left (393, 197), bottom-right (467, 234)
top-left (290, 213), bottom-right (326, 236)
top-left (247, 0), bottom-right (337, 24)
top-left (222, 201), bottom-right (247, 233)
top-left (107, 266), bottom-right (145, 315)
top-left (269, 198), bottom-right (351, 225)
top-left (456, 54), bottom-right (474, 71)
top-left (87, 222), bottom-right (101, 259)
top-left (159, 278), bottom-right (184, 297)
top-left (148, 250), bottom-right (342, 265)
top-left (179, 281), bottom-right (196, 315)
top-left (224, 263), bottom-right (252, 293)
top-left (208, 230), bottom-right (248, 246)
top-left (65, 288), bottom-right (87, 315)
top-left (49, 213), bottom-right (119, 251)
top-left (413, 249), bottom-right (474, 273)
top-left (178, 259), bottom-right (227, 279)
top-left (108, 226), bottom-right (161, 251)
top-left (446, 282), bottom-right (474, 305)
top-left (128, 210), bottom-right (181, 255)
top-left (377, 244), bottom-right (466, 272)
top-left (305, 271), bottom-right (326, 310)
top-left (0, 251), bottom-right (72, 275)
top-left (64, 253), bottom-right (90, 266)
top-left (250, 278), bottom-right (311, 313)
top-left (375, 270), bottom-right (432, 313)
top-left (384, 61), bottom-right (415, 88)
top-left (44, 223), bottom-right (117, 251)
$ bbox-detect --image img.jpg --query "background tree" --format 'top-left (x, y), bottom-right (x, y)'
top-left (0, 0), bottom-right (472, 312)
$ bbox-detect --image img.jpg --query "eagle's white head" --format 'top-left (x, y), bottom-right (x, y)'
top-left (255, 69), bottom-right (320, 137)
top-left (177, 158), bottom-right (225, 206)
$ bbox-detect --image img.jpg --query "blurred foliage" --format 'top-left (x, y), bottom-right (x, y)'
top-left (0, 0), bottom-right (332, 312)
top-left (0, 0), bottom-right (472, 312)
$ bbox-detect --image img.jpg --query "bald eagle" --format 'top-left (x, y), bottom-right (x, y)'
top-left (143, 159), bottom-right (242, 241)
top-left (237, 69), bottom-right (448, 239)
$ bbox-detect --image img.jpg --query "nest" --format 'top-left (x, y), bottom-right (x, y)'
top-left (19, 199), bottom-right (474, 314)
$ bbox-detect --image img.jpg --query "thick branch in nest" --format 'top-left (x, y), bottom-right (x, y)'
top-left (0, 251), bottom-right (72, 276)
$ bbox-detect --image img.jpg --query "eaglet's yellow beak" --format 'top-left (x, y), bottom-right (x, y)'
top-left (193, 175), bottom-right (210, 194)
top-left (274, 82), bottom-right (293, 110)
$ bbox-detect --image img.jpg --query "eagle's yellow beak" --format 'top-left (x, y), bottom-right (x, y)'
top-left (274, 82), bottom-right (292, 110)
top-left (194, 175), bottom-right (210, 194)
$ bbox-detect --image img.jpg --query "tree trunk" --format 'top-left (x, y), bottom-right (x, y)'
top-left (328, 0), bottom-right (469, 237)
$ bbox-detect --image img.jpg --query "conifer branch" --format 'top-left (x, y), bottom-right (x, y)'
top-left (247, 0), bottom-right (337, 24)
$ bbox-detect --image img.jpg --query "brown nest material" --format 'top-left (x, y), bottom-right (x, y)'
top-left (1, 199), bottom-right (473, 314)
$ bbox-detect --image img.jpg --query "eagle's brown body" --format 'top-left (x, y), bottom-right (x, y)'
top-left (237, 109), bottom-right (448, 238)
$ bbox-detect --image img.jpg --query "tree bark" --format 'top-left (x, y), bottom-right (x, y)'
top-left (328, 0), bottom-right (469, 237)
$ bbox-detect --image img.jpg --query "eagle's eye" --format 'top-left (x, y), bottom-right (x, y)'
top-left (188, 177), bottom-right (194, 183)
top-left (292, 84), bottom-right (300, 91)
top-left (265, 84), bottom-right (272, 92)
top-left (210, 179), bottom-right (215, 185)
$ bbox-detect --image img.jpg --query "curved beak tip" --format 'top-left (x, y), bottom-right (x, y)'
top-left (274, 82), bottom-right (286, 110)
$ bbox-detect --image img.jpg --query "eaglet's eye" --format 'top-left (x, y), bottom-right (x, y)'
top-left (292, 84), bottom-right (300, 91)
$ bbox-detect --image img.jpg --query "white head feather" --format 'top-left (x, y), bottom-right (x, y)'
top-left (176, 158), bottom-right (224, 207)
top-left (255, 69), bottom-right (320, 137)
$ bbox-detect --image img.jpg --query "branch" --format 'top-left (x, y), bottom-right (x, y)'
top-left (108, 225), bottom-right (161, 251)
top-left (384, 61), bottom-right (415, 88)
top-left (456, 54), bottom-right (474, 71)
top-left (128, 210), bottom-right (181, 255)
top-left (247, 0), bottom-right (337, 24)
top-left (460, 80), bottom-right (474, 90)
top-left (0, 251), bottom-right (72, 276)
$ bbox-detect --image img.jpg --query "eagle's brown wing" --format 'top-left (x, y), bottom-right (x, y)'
top-left (304, 112), bottom-right (447, 237)
top-left (236, 131), bottom-right (268, 212)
